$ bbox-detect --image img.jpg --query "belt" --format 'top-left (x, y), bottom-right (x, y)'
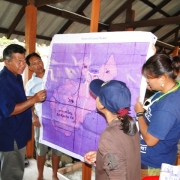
top-left (141, 163), bottom-right (148, 169)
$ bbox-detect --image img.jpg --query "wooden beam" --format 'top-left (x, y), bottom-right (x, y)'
top-left (57, 0), bottom-right (91, 34)
top-left (172, 42), bottom-right (180, 46)
top-left (110, 16), bottom-right (180, 30)
top-left (35, 0), bottom-right (68, 7)
top-left (104, 0), bottom-right (135, 24)
top-left (174, 31), bottom-right (179, 43)
top-left (38, 5), bottom-right (108, 30)
top-left (156, 40), bottom-right (180, 51)
top-left (151, 10), bottom-right (180, 33)
top-left (4, 0), bottom-right (27, 6)
top-left (0, 28), bottom-right (51, 41)
top-left (0, 27), bottom-right (7, 34)
top-left (140, 0), bottom-right (171, 17)
top-left (7, 6), bottom-right (25, 39)
top-left (99, 0), bottom-right (135, 31)
top-left (160, 25), bottom-right (180, 41)
top-left (140, 0), bottom-right (171, 21)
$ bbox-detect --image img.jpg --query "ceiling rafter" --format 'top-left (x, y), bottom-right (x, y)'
top-left (110, 16), bottom-right (180, 30)
top-left (38, 5), bottom-right (108, 30)
top-left (160, 25), bottom-right (180, 41)
top-left (5, 0), bottom-right (27, 6)
top-left (140, 0), bottom-right (170, 17)
top-left (57, 0), bottom-right (91, 34)
top-left (99, 0), bottom-right (135, 32)
top-left (35, 0), bottom-right (68, 7)
top-left (140, 0), bottom-right (171, 21)
top-left (2, 0), bottom-right (180, 52)
top-left (156, 40), bottom-right (180, 51)
top-left (152, 10), bottom-right (180, 34)
top-left (0, 27), bottom-right (51, 41)
top-left (104, 0), bottom-right (135, 24)
top-left (7, 6), bottom-right (25, 39)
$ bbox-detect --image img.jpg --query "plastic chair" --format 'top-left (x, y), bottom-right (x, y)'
top-left (142, 176), bottom-right (160, 180)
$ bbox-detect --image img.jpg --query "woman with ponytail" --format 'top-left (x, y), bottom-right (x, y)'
top-left (135, 54), bottom-right (180, 178)
top-left (84, 79), bottom-right (140, 180)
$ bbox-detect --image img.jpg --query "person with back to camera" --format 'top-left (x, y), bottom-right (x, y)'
top-left (171, 55), bottom-right (180, 81)
top-left (84, 79), bottom-right (141, 180)
top-left (134, 54), bottom-right (180, 178)
top-left (0, 44), bottom-right (46, 180)
top-left (25, 52), bottom-right (61, 180)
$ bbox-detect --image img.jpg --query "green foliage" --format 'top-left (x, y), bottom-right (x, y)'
top-left (0, 36), bottom-right (12, 46)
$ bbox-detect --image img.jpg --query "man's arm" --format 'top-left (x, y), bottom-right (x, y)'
top-left (10, 90), bottom-right (46, 116)
top-left (31, 105), bottom-right (41, 127)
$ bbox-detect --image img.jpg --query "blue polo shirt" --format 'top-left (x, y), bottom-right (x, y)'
top-left (141, 87), bottom-right (180, 168)
top-left (0, 66), bottom-right (32, 151)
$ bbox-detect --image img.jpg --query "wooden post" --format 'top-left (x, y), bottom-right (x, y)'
top-left (125, 10), bottom-right (135, 31)
top-left (82, 163), bottom-right (92, 180)
top-left (90, 0), bottom-right (100, 32)
top-left (172, 46), bottom-right (179, 57)
top-left (82, 0), bottom-right (101, 179)
top-left (25, 4), bottom-right (37, 158)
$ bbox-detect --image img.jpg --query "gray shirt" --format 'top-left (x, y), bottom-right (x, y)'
top-left (96, 120), bottom-right (140, 180)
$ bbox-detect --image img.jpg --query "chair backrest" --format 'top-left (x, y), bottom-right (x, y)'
top-left (142, 176), bottom-right (160, 180)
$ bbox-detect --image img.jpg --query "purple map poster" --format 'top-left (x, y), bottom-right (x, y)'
top-left (40, 32), bottom-right (157, 161)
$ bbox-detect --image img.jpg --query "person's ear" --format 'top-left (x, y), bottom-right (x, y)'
top-left (159, 75), bottom-right (166, 87)
top-left (4, 60), bottom-right (10, 67)
top-left (28, 66), bottom-right (33, 71)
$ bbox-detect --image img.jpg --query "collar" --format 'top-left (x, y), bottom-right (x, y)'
top-left (3, 66), bottom-right (22, 81)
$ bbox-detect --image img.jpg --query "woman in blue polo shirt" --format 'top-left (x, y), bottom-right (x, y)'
top-left (135, 54), bottom-right (180, 178)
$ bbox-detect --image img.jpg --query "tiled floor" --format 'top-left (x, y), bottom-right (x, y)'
top-left (23, 159), bottom-right (95, 180)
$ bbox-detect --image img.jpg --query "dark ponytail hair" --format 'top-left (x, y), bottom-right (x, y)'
top-left (142, 54), bottom-right (178, 79)
top-left (171, 55), bottom-right (180, 77)
top-left (118, 115), bottom-right (137, 136)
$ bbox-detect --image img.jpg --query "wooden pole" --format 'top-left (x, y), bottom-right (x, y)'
top-left (90, 0), bottom-right (101, 32)
top-left (25, 4), bottom-right (37, 158)
top-left (125, 10), bottom-right (135, 31)
top-left (82, 163), bottom-right (93, 180)
top-left (82, 0), bottom-right (101, 179)
top-left (172, 46), bottom-right (179, 57)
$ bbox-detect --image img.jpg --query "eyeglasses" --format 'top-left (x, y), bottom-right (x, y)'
top-left (143, 92), bottom-right (159, 111)
top-left (143, 81), bottom-right (180, 111)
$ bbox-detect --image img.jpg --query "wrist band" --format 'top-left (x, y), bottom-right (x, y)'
top-left (136, 112), bottom-right (144, 121)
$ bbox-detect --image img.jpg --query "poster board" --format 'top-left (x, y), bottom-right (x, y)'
top-left (40, 31), bottom-right (157, 161)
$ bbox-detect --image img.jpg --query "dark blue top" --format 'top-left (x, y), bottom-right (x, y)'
top-left (141, 86), bottom-right (180, 168)
top-left (0, 66), bottom-right (32, 151)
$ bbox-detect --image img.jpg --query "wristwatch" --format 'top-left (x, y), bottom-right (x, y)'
top-left (136, 112), bottom-right (144, 121)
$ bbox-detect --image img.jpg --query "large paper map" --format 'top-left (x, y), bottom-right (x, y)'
top-left (40, 32), bottom-right (157, 161)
